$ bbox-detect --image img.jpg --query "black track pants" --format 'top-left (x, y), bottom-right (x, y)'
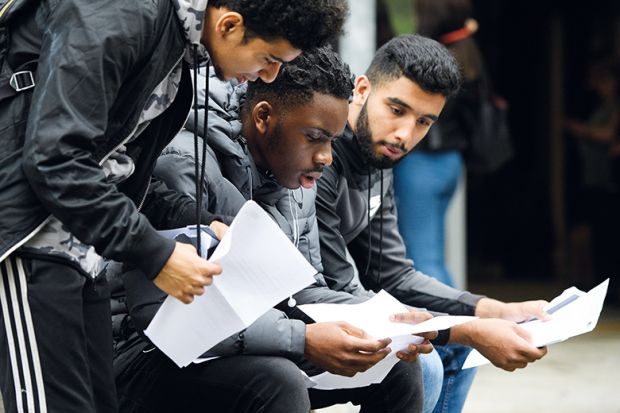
top-left (0, 255), bottom-right (117, 413)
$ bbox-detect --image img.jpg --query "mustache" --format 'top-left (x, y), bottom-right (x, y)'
top-left (379, 141), bottom-right (407, 153)
top-left (302, 166), bottom-right (325, 174)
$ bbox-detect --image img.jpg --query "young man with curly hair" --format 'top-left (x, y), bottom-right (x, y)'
top-left (115, 46), bottom-right (435, 413)
top-left (0, 1), bottom-right (348, 411)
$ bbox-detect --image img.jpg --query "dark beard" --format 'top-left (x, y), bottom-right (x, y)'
top-left (355, 101), bottom-right (405, 169)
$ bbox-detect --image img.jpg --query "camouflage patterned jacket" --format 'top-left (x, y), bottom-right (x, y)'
top-left (0, 0), bottom-right (208, 280)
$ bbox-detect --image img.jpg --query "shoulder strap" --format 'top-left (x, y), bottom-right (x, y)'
top-left (0, 0), bottom-right (37, 102)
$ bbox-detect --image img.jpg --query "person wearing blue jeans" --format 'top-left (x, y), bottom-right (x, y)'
top-left (394, 151), bottom-right (462, 287)
top-left (394, 150), bottom-right (477, 413)
top-left (391, 1), bottom-right (484, 411)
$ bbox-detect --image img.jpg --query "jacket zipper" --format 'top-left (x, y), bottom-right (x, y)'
top-left (0, 0), bottom-right (17, 19)
top-left (0, 217), bottom-right (52, 263)
top-left (102, 53), bottom-right (186, 212)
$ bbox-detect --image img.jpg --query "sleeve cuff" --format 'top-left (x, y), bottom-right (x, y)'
top-left (431, 328), bottom-right (451, 346)
top-left (458, 292), bottom-right (486, 316)
top-left (128, 223), bottom-right (176, 280)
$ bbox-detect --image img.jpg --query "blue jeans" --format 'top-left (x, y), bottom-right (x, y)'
top-left (393, 150), bottom-right (462, 287)
top-left (420, 351), bottom-right (443, 413)
top-left (394, 150), bottom-right (477, 412)
top-left (432, 344), bottom-right (477, 413)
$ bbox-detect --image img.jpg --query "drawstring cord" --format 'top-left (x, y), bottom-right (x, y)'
top-left (379, 169), bottom-right (384, 284)
top-left (363, 170), bottom-right (372, 277)
top-left (363, 168), bottom-right (384, 288)
top-left (193, 45), bottom-right (210, 257)
top-left (287, 189), bottom-right (301, 307)
top-left (287, 190), bottom-right (301, 249)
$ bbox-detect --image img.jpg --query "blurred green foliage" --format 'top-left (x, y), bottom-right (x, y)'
top-left (384, 0), bottom-right (416, 34)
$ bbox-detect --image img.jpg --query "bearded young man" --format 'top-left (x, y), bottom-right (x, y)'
top-left (314, 34), bottom-right (550, 413)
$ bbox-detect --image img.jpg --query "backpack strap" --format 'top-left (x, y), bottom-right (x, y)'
top-left (0, 0), bottom-right (37, 102)
top-left (0, 57), bottom-right (36, 101)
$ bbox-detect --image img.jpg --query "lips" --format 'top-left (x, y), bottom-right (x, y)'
top-left (381, 144), bottom-right (404, 160)
top-left (299, 172), bottom-right (323, 189)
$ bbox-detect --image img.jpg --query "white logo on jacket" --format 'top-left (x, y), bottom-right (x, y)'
top-left (369, 195), bottom-right (382, 219)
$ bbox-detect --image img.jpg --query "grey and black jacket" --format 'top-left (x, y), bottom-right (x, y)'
top-left (316, 127), bottom-right (485, 325)
top-left (0, 0), bottom-right (213, 279)
top-left (123, 72), bottom-right (315, 360)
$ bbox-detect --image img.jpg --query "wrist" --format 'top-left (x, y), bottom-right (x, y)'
top-left (304, 323), bottom-right (317, 356)
top-left (448, 322), bottom-right (476, 347)
top-left (474, 297), bottom-right (505, 318)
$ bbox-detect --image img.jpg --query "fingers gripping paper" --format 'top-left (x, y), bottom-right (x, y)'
top-left (145, 201), bottom-right (317, 367)
top-left (463, 279), bottom-right (610, 369)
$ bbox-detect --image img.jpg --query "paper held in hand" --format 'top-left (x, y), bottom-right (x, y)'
top-left (145, 200), bottom-right (317, 367)
top-left (462, 278), bottom-right (610, 369)
top-left (299, 290), bottom-right (477, 389)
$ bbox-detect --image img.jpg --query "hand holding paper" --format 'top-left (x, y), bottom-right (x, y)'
top-left (153, 241), bottom-right (222, 304)
top-left (304, 321), bottom-right (393, 378)
top-left (299, 290), bottom-right (477, 389)
top-left (145, 201), bottom-right (317, 367)
top-left (463, 279), bottom-right (609, 369)
top-left (388, 310), bottom-right (436, 362)
top-left (453, 318), bottom-right (548, 371)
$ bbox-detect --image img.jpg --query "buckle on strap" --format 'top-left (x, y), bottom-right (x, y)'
top-left (9, 70), bottom-right (35, 92)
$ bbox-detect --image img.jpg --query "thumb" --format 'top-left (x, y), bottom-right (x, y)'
top-left (531, 300), bottom-right (551, 321)
top-left (198, 260), bottom-right (222, 276)
top-left (514, 325), bottom-right (534, 345)
top-left (339, 321), bottom-right (368, 339)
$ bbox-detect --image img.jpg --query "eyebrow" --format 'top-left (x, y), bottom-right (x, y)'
top-left (387, 97), bottom-right (439, 122)
top-left (268, 54), bottom-right (286, 64)
top-left (308, 127), bottom-right (341, 140)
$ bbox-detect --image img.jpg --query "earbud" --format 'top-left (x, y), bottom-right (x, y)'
top-left (287, 296), bottom-right (297, 308)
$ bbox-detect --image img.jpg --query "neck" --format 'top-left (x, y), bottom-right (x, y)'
top-left (347, 103), bottom-right (359, 134)
top-left (241, 121), bottom-right (268, 172)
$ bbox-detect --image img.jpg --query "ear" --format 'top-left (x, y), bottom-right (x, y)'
top-left (252, 101), bottom-right (273, 135)
top-left (352, 75), bottom-right (371, 107)
top-left (214, 11), bottom-right (245, 41)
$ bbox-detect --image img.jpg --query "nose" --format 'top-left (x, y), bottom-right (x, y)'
top-left (258, 62), bottom-right (282, 83)
top-left (314, 142), bottom-right (333, 167)
top-left (395, 119), bottom-right (419, 149)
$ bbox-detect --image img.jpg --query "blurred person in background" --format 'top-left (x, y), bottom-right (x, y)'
top-left (565, 56), bottom-right (620, 303)
top-left (391, 1), bottom-right (484, 412)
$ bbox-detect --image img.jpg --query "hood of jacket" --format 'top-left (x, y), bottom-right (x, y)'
top-left (188, 70), bottom-right (289, 206)
top-left (156, 70), bottom-right (323, 269)
top-left (172, 0), bottom-right (210, 63)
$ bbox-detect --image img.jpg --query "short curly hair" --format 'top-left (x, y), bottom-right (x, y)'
top-left (366, 34), bottom-right (462, 97)
top-left (209, 0), bottom-right (349, 51)
top-left (246, 46), bottom-right (353, 112)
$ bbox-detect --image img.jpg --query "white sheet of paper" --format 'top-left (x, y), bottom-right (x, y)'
top-left (299, 290), bottom-right (477, 389)
top-left (462, 279), bottom-right (609, 369)
top-left (145, 200), bottom-right (317, 367)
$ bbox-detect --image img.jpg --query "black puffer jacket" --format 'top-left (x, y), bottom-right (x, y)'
top-left (0, 0), bottom-right (202, 278)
